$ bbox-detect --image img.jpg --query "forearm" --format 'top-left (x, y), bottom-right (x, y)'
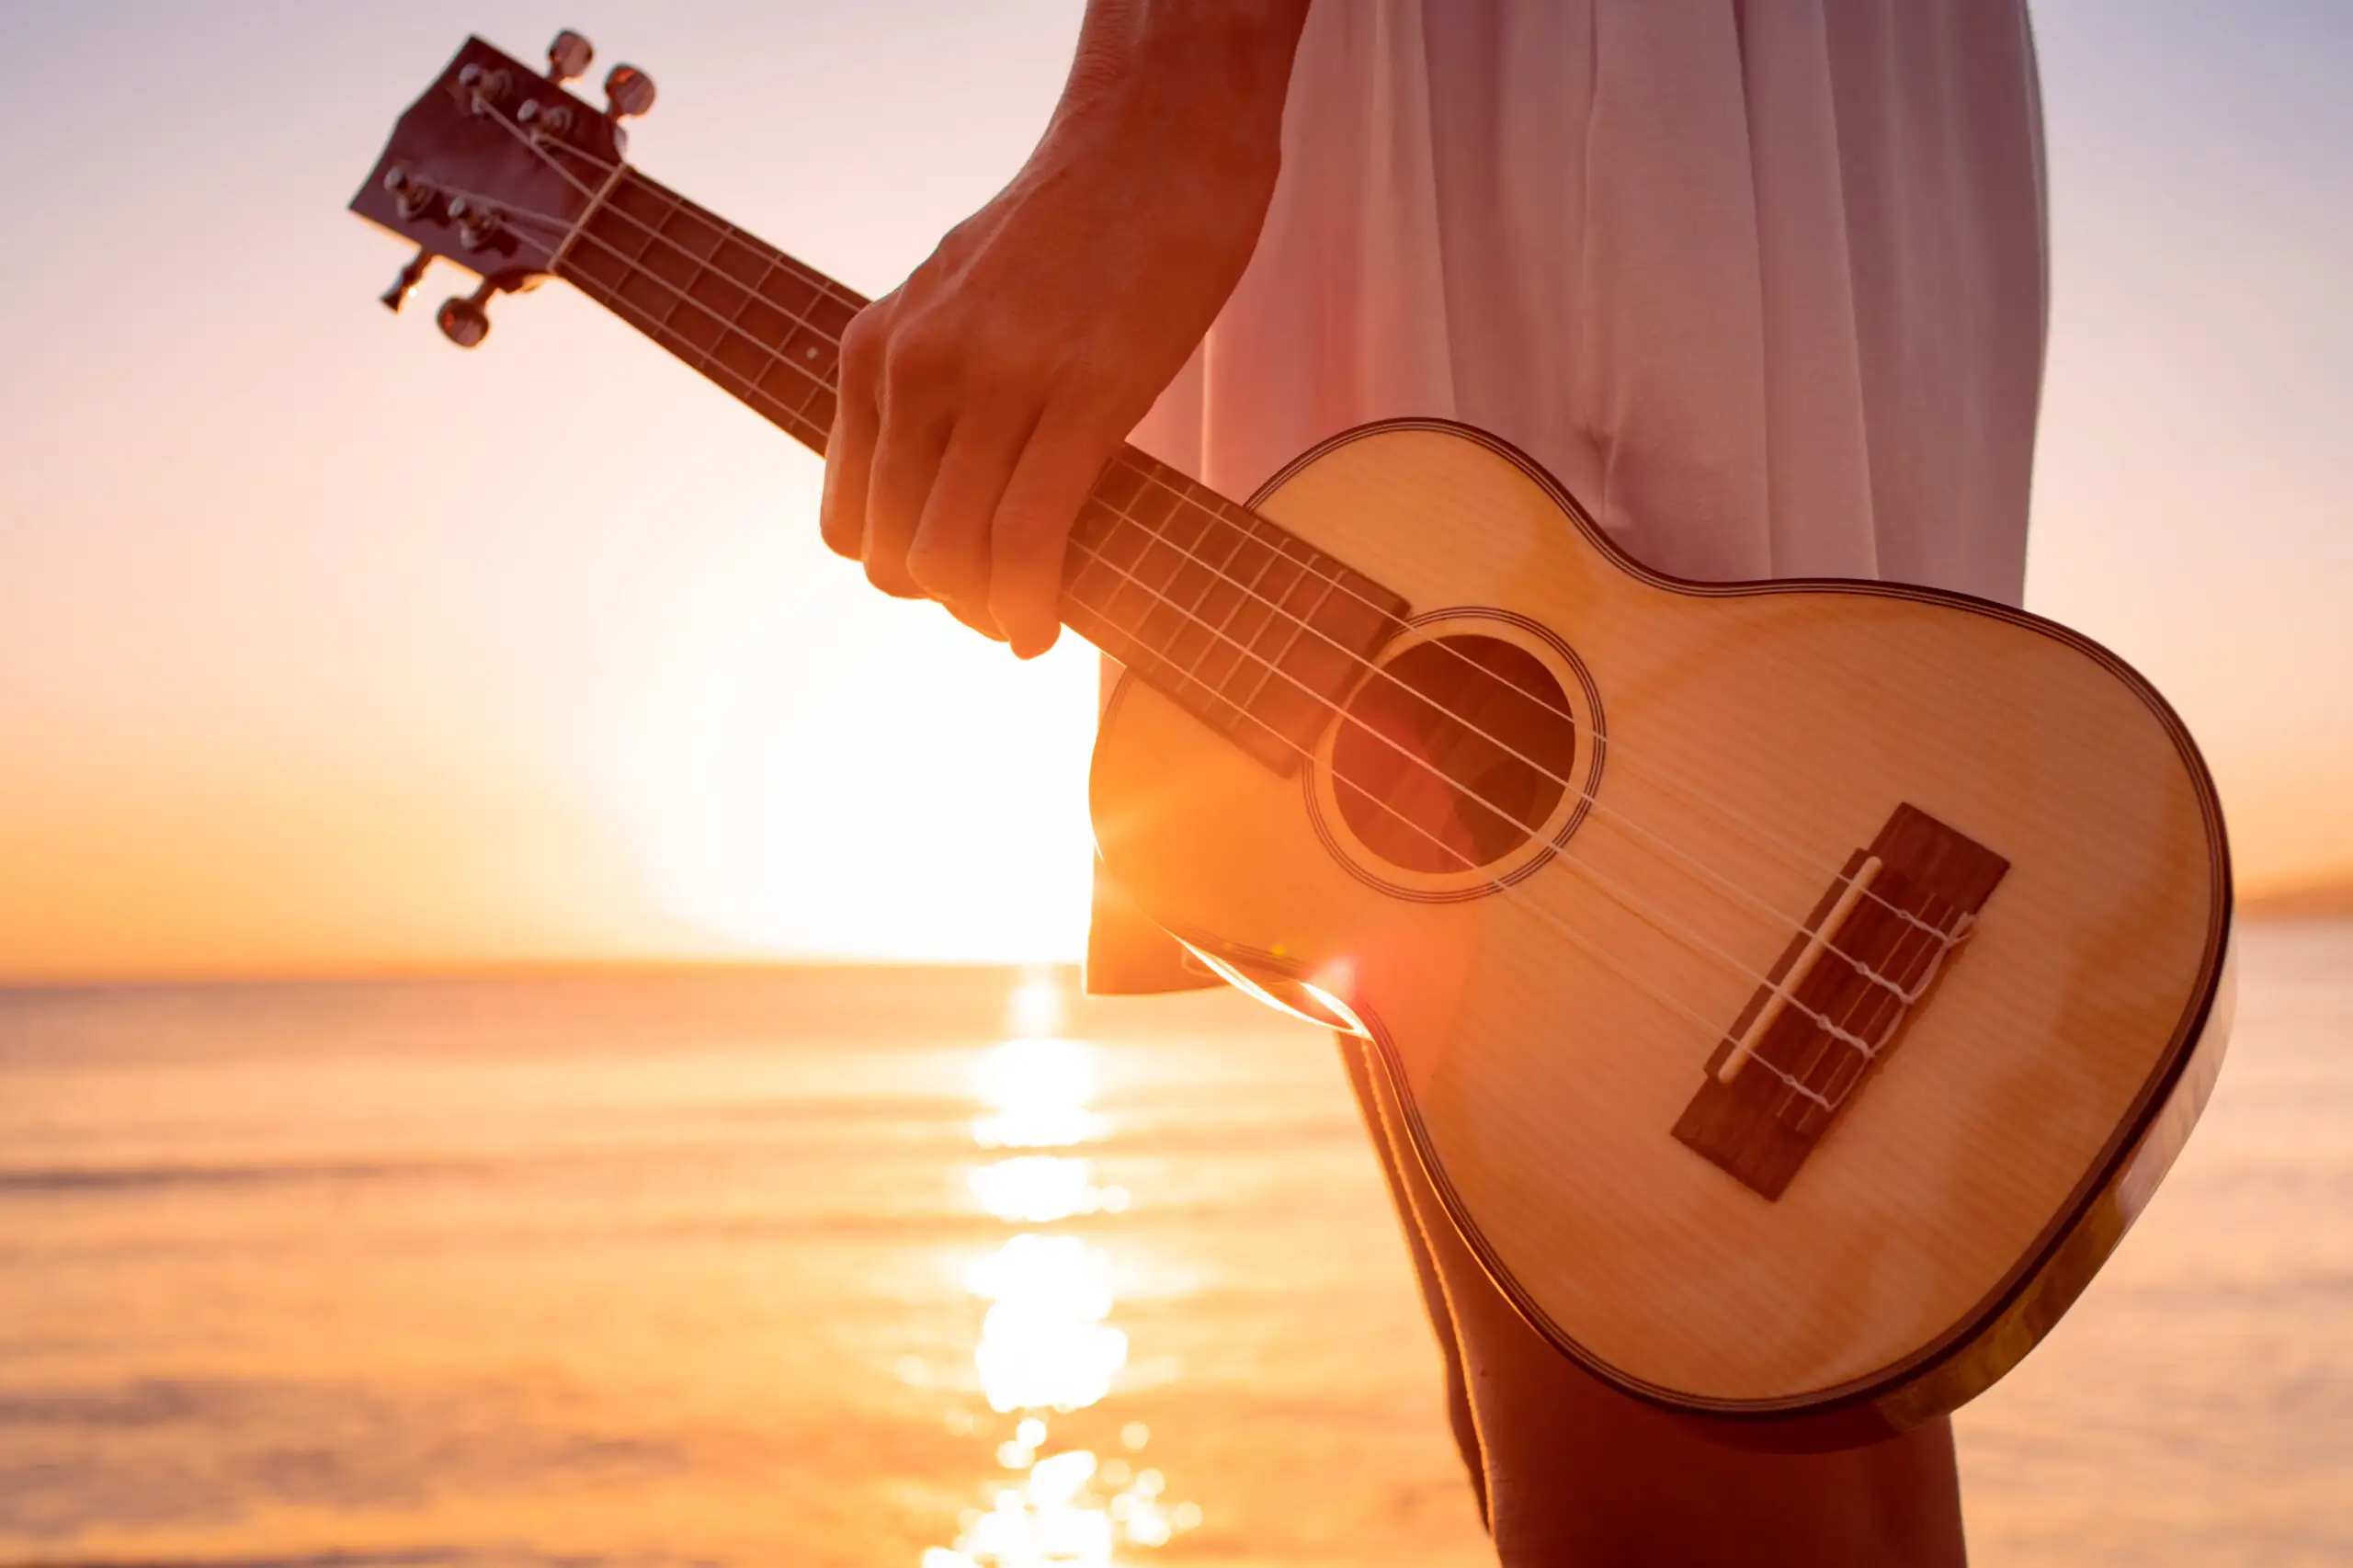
top-left (1033, 0), bottom-right (1312, 272)
top-left (1055, 0), bottom-right (1312, 152)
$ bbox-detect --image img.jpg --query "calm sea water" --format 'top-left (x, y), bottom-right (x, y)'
top-left (0, 926), bottom-right (2344, 1567)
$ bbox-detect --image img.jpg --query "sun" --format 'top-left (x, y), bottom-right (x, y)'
top-left (603, 537), bottom-right (1105, 962)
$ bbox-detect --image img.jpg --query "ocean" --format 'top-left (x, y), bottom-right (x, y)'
top-left (0, 924), bottom-right (2345, 1567)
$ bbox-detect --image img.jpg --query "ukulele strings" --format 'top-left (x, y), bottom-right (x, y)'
top-left (445, 148), bottom-right (1958, 1072)
top-left (480, 115), bottom-right (1955, 977)
top-left (450, 157), bottom-right (1952, 1049)
top-left (1050, 526), bottom-right (1951, 1094)
top-left (450, 180), bottom-right (1922, 1108)
top-left (469, 104), bottom-right (1943, 964)
top-left (459, 176), bottom-right (1929, 1074)
top-left (460, 182), bottom-right (1949, 1026)
top-left (447, 115), bottom-right (1960, 1089)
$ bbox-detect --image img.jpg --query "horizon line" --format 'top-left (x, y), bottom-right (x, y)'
top-left (0, 953), bottom-right (1086, 994)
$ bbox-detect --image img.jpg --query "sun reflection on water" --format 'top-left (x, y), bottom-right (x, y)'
top-left (918, 980), bottom-right (1199, 1567)
top-left (972, 1036), bottom-right (1108, 1150)
top-left (969, 1234), bottom-right (1126, 1414)
top-left (968, 1156), bottom-right (1129, 1224)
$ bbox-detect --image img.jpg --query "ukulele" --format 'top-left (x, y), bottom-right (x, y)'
top-left (354, 31), bottom-right (2234, 1447)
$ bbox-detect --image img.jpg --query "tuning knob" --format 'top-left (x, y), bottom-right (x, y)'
top-left (457, 62), bottom-right (514, 107)
top-left (448, 196), bottom-right (505, 252)
top-left (383, 163), bottom-right (438, 221)
top-left (517, 97), bottom-right (576, 137)
top-left (547, 29), bottom-right (593, 83)
top-left (380, 246), bottom-right (433, 313)
top-left (436, 281), bottom-right (495, 348)
top-left (604, 64), bottom-right (656, 119)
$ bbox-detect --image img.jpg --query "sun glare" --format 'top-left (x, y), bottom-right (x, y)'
top-left (605, 577), bottom-right (1101, 963)
top-left (1005, 972), bottom-right (1067, 1037)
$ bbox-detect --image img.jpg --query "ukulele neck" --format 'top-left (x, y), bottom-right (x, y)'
top-left (553, 168), bottom-right (1407, 776)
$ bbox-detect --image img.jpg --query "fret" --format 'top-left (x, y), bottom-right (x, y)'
top-left (556, 167), bottom-right (1413, 775)
top-left (1106, 483), bottom-right (1246, 733)
top-left (1064, 542), bottom-right (1257, 744)
top-left (561, 170), bottom-right (857, 456)
top-left (1066, 528), bottom-right (1302, 774)
top-left (1201, 520), bottom-right (1283, 702)
top-left (1070, 494), bottom-right (1235, 741)
top-left (1228, 533), bottom-right (1316, 708)
top-left (573, 253), bottom-right (829, 449)
top-left (1239, 572), bottom-right (1340, 743)
top-left (1127, 477), bottom-right (1262, 700)
top-left (1069, 449), bottom-right (1410, 771)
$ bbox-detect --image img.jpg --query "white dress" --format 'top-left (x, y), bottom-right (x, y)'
top-left (1092, 0), bottom-right (2050, 988)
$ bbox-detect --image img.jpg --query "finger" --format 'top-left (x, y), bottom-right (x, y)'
top-left (861, 322), bottom-right (963, 599)
top-left (989, 408), bottom-right (1120, 659)
top-left (862, 412), bottom-right (951, 600)
top-left (818, 389), bottom-right (879, 561)
top-left (905, 403), bottom-right (1040, 631)
top-left (819, 303), bottom-right (889, 561)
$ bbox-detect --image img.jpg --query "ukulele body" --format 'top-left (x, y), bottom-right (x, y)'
top-left (1088, 419), bottom-right (2233, 1445)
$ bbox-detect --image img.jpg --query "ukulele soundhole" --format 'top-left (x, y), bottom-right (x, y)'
top-left (1331, 634), bottom-right (1577, 873)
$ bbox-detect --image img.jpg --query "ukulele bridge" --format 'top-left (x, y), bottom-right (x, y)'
top-left (1671, 802), bottom-right (2009, 1199)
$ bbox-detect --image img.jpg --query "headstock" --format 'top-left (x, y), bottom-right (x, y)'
top-left (350, 30), bottom-right (656, 347)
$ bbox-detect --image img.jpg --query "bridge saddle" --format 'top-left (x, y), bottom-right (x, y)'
top-left (1671, 802), bottom-right (2009, 1200)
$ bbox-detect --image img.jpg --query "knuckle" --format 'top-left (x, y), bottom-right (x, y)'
top-left (882, 324), bottom-right (960, 398)
top-left (837, 309), bottom-right (876, 358)
top-left (837, 308), bottom-right (889, 381)
top-left (968, 336), bottom-right (1051, 397)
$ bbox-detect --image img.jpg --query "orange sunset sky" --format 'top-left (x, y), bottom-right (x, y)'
top-left (2, 2), bottom-right (2348, 981)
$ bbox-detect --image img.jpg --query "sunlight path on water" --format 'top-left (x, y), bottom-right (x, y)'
top-left (923, 973), bottom-right (1201, 1568)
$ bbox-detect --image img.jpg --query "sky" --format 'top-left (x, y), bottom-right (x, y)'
top-left (0, 1), bottom-right (2347, 982)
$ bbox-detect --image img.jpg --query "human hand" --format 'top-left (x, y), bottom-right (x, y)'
top-left (818, 7), bottom-right (1304, 658)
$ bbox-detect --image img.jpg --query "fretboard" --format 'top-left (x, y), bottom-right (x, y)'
top-left (554, 169), bottom-right (1409, 775)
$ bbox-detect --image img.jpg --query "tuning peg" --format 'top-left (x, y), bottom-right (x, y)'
top-left (381, 247), bottom-right (434, 313)
top-left (447, 195), bottom-right (505, 252)
top-left (547, 29), bottom-right (593, 83)
top-left (380, 246), bottom-right (434, 313)
top-left (457, 61), bottom-right (514, 107)
top-left (435, 280), bottom-right (496, 348)
top-left (603, 64), bottom-right (656, 119)
top-left (383, 163), bottom-right (438, 221)
top-left (517, 97), bottom-right (576, 138)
